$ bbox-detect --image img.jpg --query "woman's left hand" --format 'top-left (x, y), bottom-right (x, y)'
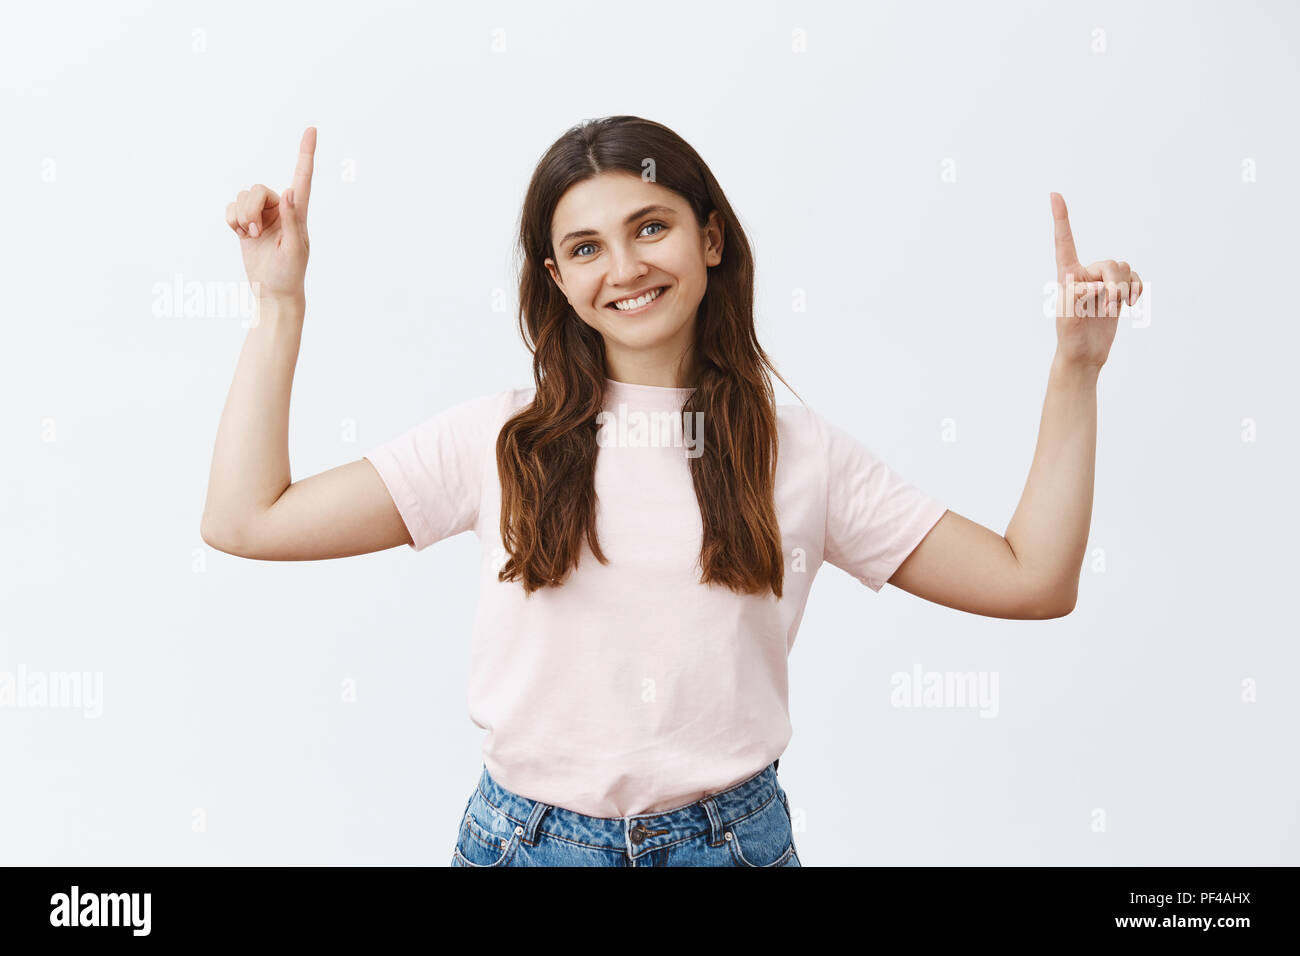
top-left (1050, 192), bottom-right (1143, 371)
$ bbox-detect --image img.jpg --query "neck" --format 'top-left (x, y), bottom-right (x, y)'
top-left (603, 356), bottom-right (696, 389)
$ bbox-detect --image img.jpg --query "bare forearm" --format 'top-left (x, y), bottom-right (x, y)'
top-left (202, 295), bottom-right (305, 539)
top-left (1004, 351), bottom-right (1100, 610)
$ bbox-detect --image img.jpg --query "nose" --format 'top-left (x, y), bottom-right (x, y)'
top-left (607, 244), bottom-right (649, 287)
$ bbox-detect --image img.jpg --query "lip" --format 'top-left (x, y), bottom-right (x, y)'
top-left (606, 285), bottom-right (669, 315)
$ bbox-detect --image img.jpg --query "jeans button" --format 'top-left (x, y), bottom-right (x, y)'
top-left (629, 823), bottom-right (647, 845)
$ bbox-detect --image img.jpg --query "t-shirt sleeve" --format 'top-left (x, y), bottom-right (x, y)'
top-left (812, 407), bottom-right (948, 592)
top-left (362, 390), bottom-right (512, 551)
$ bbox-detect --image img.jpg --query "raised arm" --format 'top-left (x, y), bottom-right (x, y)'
top-left (886, 192), bottom-right (1143, 618)
top-left (201, 127), bottom-right (411, 560)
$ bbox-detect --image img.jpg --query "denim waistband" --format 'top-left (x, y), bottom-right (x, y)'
top-left (474, 759), bottom-right (783, 854)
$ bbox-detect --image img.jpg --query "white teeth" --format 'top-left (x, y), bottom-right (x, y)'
top-left (612, 287), bottom-right (664, 311)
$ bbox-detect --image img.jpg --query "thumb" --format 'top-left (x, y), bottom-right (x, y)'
top-left (1062, 267), bottom-right (1104, 310)
top-left (280, 186), bottom-right (304, 247)
top-left (1059, 267), bottom-right (1087, 307)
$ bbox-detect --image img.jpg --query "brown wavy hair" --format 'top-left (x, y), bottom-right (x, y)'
top-left (497, 115), bottom-right (802, 598)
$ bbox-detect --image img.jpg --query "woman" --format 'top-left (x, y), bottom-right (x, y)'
top-left (204, 116), bottom-right (1141, 866)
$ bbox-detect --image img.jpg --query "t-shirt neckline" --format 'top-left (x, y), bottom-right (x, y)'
top-left (603, 377), bottom-right (696, 408)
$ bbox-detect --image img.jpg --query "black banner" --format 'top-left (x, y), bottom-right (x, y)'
top-left (0, 865), bottom-right (1282, 942)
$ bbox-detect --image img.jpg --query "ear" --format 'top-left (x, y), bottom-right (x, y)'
top-left (703, 210), bottom-right (725, 267)
top-left (543, 257), bottom-right (567, 296)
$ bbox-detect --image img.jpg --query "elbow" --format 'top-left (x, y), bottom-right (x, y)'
top-left (1035, 586), bottom-right (1077, 620)
top-left (200, 512), bottom-right (246, 557)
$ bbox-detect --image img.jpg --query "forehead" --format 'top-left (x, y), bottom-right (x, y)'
top-left (550, 172), bottom-right (688, 242)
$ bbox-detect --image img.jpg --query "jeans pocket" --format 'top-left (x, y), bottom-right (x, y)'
top-left (453, 792), bottom-right (522, 867)
top-left (726, 790), bottom-right (799, 867)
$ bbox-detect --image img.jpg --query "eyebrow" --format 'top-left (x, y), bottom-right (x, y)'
top-left (558, 204), bottom-right (677, 246)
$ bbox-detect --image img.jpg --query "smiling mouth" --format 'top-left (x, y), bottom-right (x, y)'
top-left (607, 286), bottom-right (669, 314)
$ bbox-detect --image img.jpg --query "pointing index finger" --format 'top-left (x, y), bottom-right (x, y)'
top-left (1051, 191), bottom-right (1080, 278)
top-left (292, 127), bottom-right (317, 217)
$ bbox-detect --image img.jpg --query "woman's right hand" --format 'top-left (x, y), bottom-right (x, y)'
top-left (206, 124), bottom-right (414, 560)
top-left (224, 127), bottom-right (317, 301)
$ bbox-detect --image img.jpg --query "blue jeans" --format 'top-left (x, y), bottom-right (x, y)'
top-left (451, 759), bottom-right (800, 867)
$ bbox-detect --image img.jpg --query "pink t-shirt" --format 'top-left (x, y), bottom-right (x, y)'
top-left (364, 378), bottom-right (946, 817)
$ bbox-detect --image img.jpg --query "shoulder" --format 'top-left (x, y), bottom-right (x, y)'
top-left (505, 385), bottom-right (537, 415)
top-left (436, 385), bottom-right (534, 432)
top-left (375, 387), bottom-right (534, 464)
top-left (775, 402), bottom-right (895, 478)
top-left (776, 402), bottom-right (832, 456)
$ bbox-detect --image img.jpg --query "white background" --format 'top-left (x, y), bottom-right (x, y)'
top-left (2, 0), bottom-right (1296, 865)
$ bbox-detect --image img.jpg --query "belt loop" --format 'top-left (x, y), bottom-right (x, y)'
top-left (700, 795), bottom-right (726, 846)
top-left (522, 799), bottom-right (551, 846)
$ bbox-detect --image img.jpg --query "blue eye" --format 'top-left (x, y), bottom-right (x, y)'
top-left (569, 221), bottom-right (667, 259)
